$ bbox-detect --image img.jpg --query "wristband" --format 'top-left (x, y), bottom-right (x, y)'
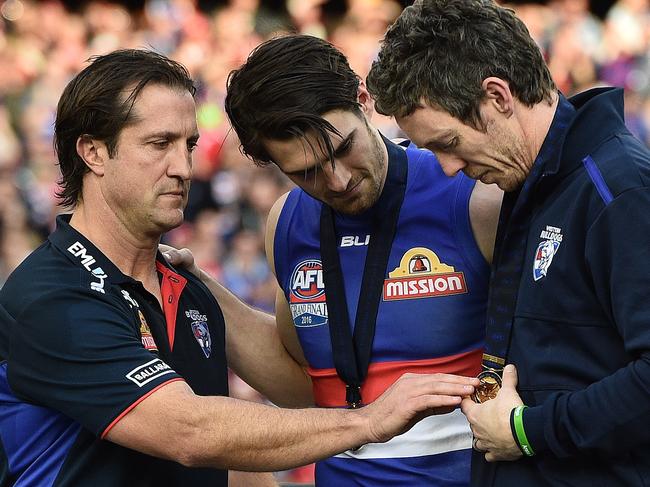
top-left (510, 405), bottom-right (535, 457)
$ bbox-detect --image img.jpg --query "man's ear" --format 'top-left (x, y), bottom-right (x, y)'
top-left (481, 77), bottom-right (515, 118)
top-left (76, 135), bottom-right (106, 176)
top-left (357, 81), bottom-right (375, 117)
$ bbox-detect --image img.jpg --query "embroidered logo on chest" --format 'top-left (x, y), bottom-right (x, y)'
top-left (289, 259), bottom-right (328, 328)
top-left (186, 309), bottom-right (211, 358)
top-left (383, 247), bottom-right (467, 301)
top-left (139, 310), bottom-right (158, 351)
top-left (533, 225), bottom-right (563, 281)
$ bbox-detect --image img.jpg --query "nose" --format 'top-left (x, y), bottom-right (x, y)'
top-left (322, 160), bottom-right (352, 193)
top-left (167, 144), bottom-right (193, 181)
top-left (436, 153), bottom-right (466, 177)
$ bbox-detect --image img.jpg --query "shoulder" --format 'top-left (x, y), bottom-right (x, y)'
top-left (1, 242), bottom-right (123, 319)
top-left (265, 192), bottom-right (292, 277)
top-left (585, 134), bottom-right (650, 202)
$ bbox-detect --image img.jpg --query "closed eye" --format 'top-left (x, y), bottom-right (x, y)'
top-left (334, 136), bottom-right (353, 158)
top-left (427, 137), bottom-right (458, 152)
top-left (152, 140), bottom-right (170, 150)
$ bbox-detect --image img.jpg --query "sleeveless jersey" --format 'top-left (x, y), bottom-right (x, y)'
top-left (274, 140), bottom-right (489, 486)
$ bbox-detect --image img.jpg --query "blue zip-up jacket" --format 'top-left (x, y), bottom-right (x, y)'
top-left (473, 87), bottom-right (650, 486)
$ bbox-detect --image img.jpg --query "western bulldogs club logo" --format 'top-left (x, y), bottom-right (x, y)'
top-left (533, 225), bottom-right (563, 281)
top-left (289, 259), bottom-right (328, 327)
top-left (186, 309), bottom-right (211, 358)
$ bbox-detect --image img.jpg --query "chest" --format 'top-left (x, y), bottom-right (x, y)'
top-left (119, 284), bottom-right (228, 396)
top-left (285, 207), bottom-right (488, 368)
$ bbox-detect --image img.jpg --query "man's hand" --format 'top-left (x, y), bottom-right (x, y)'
top-left (360, 373), bottom-right (480, 444)
top-left (160, 245), bottom-right (201, 278)
top-left (460, 364), bottom-right (524, 462)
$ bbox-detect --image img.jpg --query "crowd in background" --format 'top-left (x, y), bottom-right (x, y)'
top-left (1, 0), bottom-right (649, 482)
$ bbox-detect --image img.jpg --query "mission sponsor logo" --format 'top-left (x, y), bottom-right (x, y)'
top-left (383, 247), bottom-right (467, 301)
top-left (126, 358), bottom-right (175, 387)
top-left (289, 259), bottom-right (328, 327)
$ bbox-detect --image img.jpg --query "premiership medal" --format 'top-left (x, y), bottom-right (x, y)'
top-left (471, 369), bottom-right (502, 403)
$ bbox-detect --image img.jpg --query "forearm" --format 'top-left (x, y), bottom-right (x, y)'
top-left (524, 356), bottom-right (650, 458)
top-left (110, 372), bottom-right (478, 471)
top-left (200, 270), bottom-right (313, 407)
top-left (229, 471), bottom-right (278, 486)
top-left (186, 395), bottom-right (366, 471)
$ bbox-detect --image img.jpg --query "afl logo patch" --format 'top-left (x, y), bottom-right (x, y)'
top-left (289, 259), bottom-right (328, 328)
top-left (290, 259), bottom-right (325, 302)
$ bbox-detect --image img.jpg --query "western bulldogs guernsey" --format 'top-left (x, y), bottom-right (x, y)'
top-left (274, 139), bottom-right (489, 486)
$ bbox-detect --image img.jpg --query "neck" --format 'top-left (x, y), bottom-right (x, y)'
top-left (373, 126), bottom-right (390, 194)
top-left (521, 92), bottom-right (560, 167)
top-left (70, 202), bottom-right (160, 287)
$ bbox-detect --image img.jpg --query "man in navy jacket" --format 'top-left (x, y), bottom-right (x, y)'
top-left (368, 0), bottom-right (650, 485)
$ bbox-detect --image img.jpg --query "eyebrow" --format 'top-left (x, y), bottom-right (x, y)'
top-left (284, 129), bottom-right (356, 177)
top-left (145, 131), bottom-right (200, 142)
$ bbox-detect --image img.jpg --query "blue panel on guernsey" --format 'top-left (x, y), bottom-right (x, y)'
top-left (315, 448), bottom-right (471, 487)
top-left (0, 362), bottom-right (82, 486)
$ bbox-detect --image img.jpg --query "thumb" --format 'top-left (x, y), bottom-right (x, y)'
top-left (502, 364), bottom-right (518, 390)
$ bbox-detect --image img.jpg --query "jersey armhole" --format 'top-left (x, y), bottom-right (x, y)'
top-left (273, 190), bottom-right (301, 292)
top-left (452, 175), bottom-right (491, 278)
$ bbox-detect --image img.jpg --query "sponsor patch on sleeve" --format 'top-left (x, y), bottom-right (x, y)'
top-left (126, 358), bottom-right (175, 387)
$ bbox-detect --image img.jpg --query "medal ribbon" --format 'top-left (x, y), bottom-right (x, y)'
top-left (482, 97), bottom-right (576, 375)
top-left (320, 139), bottom-right (407, 408)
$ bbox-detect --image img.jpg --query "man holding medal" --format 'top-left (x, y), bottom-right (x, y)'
top-left (368, 0), bottom-right (650, 485)
top-left (216, 34), bottom-right (502, 486)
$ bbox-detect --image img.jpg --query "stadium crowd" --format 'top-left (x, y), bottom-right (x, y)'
top-left (0, 0), bottom-right (649, 483)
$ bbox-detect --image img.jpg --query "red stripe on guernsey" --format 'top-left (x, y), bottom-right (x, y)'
top-left (309, 349), bottom-right (482, 408)
top-left (156, 262), bottom-right (187, 351)
top-left (101, 377), bottom-right (185, 438)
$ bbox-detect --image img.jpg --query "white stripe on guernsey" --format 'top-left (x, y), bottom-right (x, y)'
top-left (334, 408), bottom-right (472, 460)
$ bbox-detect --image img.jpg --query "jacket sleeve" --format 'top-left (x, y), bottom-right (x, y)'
top-left (523, 186), bottom-right (650, 458)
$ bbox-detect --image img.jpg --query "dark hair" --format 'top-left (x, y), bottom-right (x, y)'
top-left (367, 0), bottom-right (556, 129)
top-left (225, 34), bottom-right (361, 167)
top-left (54, 49), bottom-right (196, 208)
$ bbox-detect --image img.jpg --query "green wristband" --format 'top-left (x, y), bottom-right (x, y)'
top-left (512, 405), bottom-right (535, 457)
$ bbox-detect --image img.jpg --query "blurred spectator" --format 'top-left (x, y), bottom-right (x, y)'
top-left (1, 0), bottom-right (649, 483)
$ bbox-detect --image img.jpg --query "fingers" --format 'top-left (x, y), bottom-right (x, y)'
top-left (406, 395), bottom-right (462, 421)
top-left (472, 437), bottom-right (487, 453)
top-left (401, 372), bottom-right (481, 386)
top-left (460, 396), bottom-right (476, 416)
top-left (501, 364), bottom-right (518, 390)
top-left (403, 376), bottom-right (477, 398)
top-left (161, 247), bottom-right (194, 267)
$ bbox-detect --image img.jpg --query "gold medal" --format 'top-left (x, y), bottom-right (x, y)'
top-left (471, 370), bottom-right (502, 403)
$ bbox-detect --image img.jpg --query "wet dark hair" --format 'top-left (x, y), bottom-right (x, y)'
top-left (54, 49), bottom-right (196, 208)
top-left (367, 0), bottom-right (555, 129)
top-left (225, 34), bottom-right (361, 167)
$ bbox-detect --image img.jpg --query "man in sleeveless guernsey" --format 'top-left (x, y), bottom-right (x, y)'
top-left (368, 1), bottom-right (650, 486)
top-left (221, 35), bottom-right (503, 486)
top-left (0, 49), bottom-right (483, 487)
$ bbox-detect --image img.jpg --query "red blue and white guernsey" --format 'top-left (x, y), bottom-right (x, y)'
top-left (274, 139), bottom-right (489, 486)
